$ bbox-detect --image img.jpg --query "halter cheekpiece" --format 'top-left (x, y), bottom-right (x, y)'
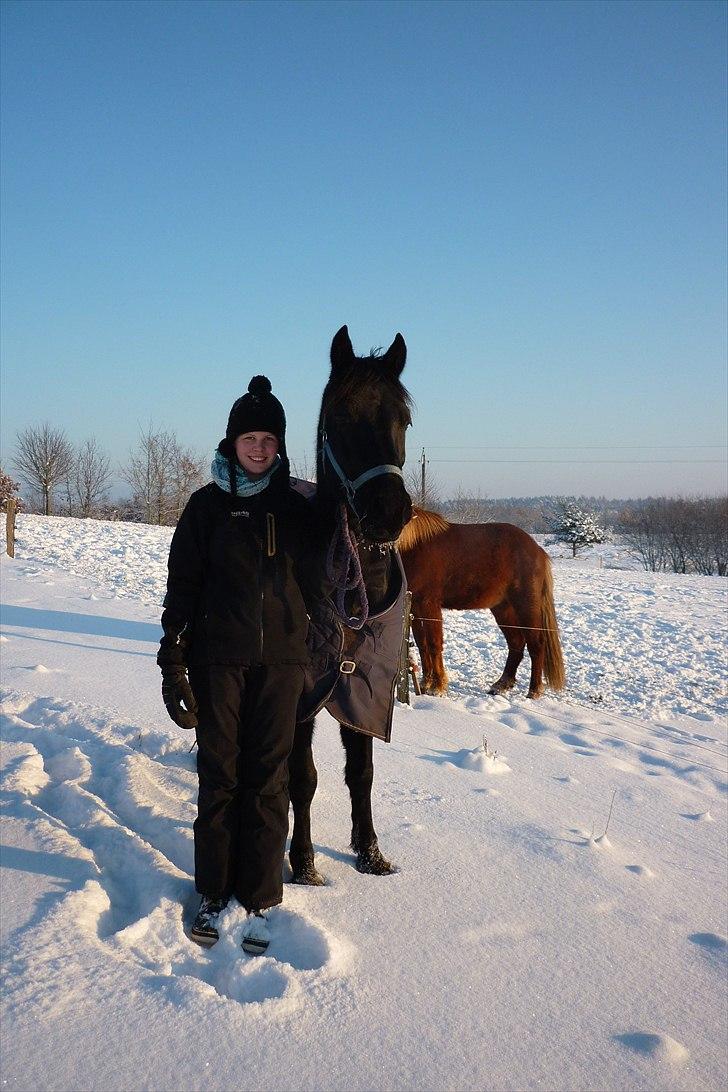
top-left (320, 429), bottom-right (404, 510)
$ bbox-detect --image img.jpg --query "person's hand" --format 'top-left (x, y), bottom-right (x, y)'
top-left (160, 666), bottom-right (198, 730)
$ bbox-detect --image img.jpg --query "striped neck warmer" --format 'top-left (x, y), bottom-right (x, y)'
top-left (211, 449), bottom-right (281, 497)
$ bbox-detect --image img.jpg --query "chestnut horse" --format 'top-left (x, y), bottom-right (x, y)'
top-left (399, 508), bottom-right (565, 699)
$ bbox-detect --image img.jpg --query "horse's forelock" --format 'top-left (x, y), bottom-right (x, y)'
top-left (397, 507), bottom-right (450, 552)
top-left (321, 359), bottom-right (413, 422)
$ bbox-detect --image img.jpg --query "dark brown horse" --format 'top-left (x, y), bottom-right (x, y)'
top-left (288, 326), bottom-right (413, 885)
top-left (399, 508), bottom-right (565, 699)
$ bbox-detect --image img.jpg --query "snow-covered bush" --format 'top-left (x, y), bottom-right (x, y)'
top-left (546, 500), bottom-right (607, 557)
top-left (0, 466), bottom-right (23, 513)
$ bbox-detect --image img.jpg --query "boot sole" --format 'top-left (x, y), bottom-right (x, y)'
top-left (190, 928), bottom-right (219, 947)
top-left (241, 936), bottom-right (270, 955)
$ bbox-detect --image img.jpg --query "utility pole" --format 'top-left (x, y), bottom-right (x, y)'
top-left (420, 447), bottom-right (427, 506)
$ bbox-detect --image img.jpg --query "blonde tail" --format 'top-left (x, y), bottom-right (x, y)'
top-left (542, 562), bottom-right (565, 691)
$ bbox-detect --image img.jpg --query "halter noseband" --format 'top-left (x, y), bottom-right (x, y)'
top-left (321, 432), bottom-right (404, 511)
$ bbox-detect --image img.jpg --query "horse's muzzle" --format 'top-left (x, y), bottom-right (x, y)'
top-left (359, 482), bottom-right (413, 544)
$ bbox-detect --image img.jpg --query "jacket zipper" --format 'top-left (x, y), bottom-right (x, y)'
top-left (261, 513), bottom-right (276, 660)
top-left (258, 546), bottom-right (264, 661)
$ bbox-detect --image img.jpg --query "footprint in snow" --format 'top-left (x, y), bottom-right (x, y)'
top-left (688, 932), bottom-right (727, 956)
top-left (141, 898), bottom-right (348, 1009)
top-left (625, 864), bottom-right (655, 879)
top-left (3, 692), bottom-right (355, 1018)
top-left (559, 732), bottom-right (598, 756)
top-left (614, 1032), bottom-right (689, 1064)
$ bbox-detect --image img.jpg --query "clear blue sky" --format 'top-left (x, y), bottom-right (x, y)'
top-left (1, 0), bottom-right (726, 499)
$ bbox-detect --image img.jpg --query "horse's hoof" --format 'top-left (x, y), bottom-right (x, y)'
top-left (489, 682), bottom-right (514, 696)
top-left (290, 867), bottom-right (325, 886)
top-left (355, 845), bottom-right (396, 875)
top-left (289, 857), bottom-right (326, 886)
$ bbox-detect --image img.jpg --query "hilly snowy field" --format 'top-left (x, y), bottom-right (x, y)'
top-left (1, 513), bottom-right (726, 1092)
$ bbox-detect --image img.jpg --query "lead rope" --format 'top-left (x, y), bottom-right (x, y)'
top-left (326, 502), bottom-right (369, 630)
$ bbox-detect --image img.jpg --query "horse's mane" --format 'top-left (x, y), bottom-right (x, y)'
top-left (397, 507), bottom-right (450, 552)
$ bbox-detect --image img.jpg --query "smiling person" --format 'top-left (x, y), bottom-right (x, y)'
top-left (157, 376), bottom-right (318, 955)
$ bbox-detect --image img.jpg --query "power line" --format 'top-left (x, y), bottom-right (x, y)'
top-left (429, 459), bottom-right (726, 465)
top-left (424, 444), bottom-right (727, 450)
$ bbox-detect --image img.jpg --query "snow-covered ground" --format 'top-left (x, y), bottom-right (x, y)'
top-left (1, 514), bottom-right (727, 1092)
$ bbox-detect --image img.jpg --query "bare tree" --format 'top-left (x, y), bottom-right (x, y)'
top-left (404, 463), bottom-right (441, 512)
top-left (708, 496), bottom-right (728, 576)
top-left (124, 426), bottom-right (149, 522)
top-left (60, 472), bottom-right (76, 516)
top-left (169, 448), bottom-right (207, 523)
top-left (122, 424), bottom-right (166, 524)
top-left (617, 502), bottom-right (667, 571)
top-left (72, 438), bottom-right (113, 517)
top-left (447, 488), bottom-right (491, 523)
top-left (617, 495), bottom-right (728, 575)
top-left (13, 423), bottom-right (74, 515)
top-left (150, 430), bottom-right (178, 524)
top-left (290, 451), bottom-right (316, 484)
top-left (122, 424), bottom-right (205, 525)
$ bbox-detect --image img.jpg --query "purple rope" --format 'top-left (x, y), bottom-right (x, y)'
top-left (326, 503), bottom-right (369, 630)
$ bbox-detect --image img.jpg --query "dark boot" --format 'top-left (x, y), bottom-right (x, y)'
top-left (190, 895), bottom-right (228, 946)
top-left (241, 910), bottom-right (271, 955)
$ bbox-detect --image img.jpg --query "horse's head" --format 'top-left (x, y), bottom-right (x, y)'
top-left (317, 325), bottom-right (413, 544)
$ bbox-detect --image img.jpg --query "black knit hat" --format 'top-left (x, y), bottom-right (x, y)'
top-left (224, 375), bottom-right (286, 446)
top-left (217, 376), bottom-right (289, 494)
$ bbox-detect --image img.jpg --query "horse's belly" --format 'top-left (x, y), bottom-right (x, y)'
top-left (442, 580), bottom-right (502, 611)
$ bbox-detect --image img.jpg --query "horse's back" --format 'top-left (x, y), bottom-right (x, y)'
top-left (401, 521), bottom-right (546, 610)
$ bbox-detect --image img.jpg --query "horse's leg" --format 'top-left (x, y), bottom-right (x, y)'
top-left (489, 603), bottom-right (526, 695)
top-left (523, 594), bottom-right (546, 699)
top-left (525, 630), bottom-right (546, 699)
top-left (288, 718), bottom-right (325, 885)
top-left (413, 602), bottom-right (448, 695)
top-left (411, 614), bottom-right (429, 689)
top-left (411, 615), bottom-right (431, 691)
top-left (341, 726), bottom-right (395, 875)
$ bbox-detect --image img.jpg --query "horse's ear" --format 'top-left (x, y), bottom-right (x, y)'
top-left (330, 325), bottom-right (355, 372)
top-left (382, 332), bottom-right (407, 376)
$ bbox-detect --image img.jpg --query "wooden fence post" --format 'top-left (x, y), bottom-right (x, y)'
top-left (6, 498), bottom-right (17, 558)
top-left (396, 591), bottom-right (413, 704)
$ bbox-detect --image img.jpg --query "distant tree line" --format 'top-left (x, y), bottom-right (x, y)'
top-left (6, 422), bottom-right (206, 525)
top-left (5, 425), bottom-right (727, 574)
top-left (615, 496), bottom-right (727, 576)
top-left (441, 492), bottom-right (615, 533)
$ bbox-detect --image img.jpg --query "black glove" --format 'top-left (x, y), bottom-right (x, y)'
top-left (160, 665), bottom-right (199, 730)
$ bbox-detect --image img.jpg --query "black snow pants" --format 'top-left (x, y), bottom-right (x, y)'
top-left (188, 663), bottom-right (304, 911)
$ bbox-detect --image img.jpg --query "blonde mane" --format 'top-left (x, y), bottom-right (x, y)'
top-left (397, 507), bottom-right (450, 552)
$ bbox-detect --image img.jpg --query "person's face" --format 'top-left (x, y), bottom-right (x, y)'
top-left (234, 432), bottom-right (279, 478)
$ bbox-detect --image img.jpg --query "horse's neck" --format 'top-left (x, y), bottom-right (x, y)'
top-left (359, 545), bottom-right (396, 614)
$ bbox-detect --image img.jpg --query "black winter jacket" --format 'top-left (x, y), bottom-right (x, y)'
top-left (158, 475), bottom-right (321, 669)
